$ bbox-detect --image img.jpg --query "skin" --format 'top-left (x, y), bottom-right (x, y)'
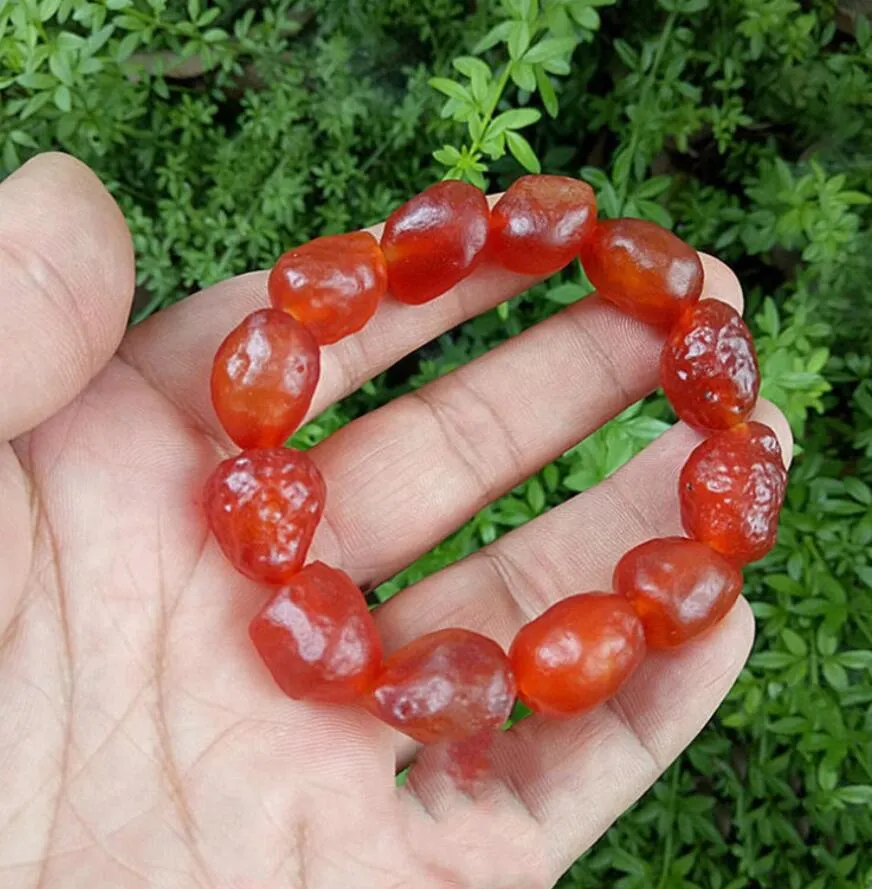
top-left (0, 153), bottom-right (793, 889)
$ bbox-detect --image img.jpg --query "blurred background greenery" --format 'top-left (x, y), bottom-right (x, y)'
top-left (1, 0), bottom-right (871, 885)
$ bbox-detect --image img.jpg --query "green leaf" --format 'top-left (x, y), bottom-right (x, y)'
top-left (197, 7), bottom-right (220, 25)
top-left (523, 37), bottom-right (577, 64)
top-left (844, 477), bottom-right (872, 504)
top-left (508, 21), bottom-right (531, 60)
top-left (817, 624), bottom-right (839, 657)
top-left (518, 0), bottom-right (538, 20)
top-left (433, 145), bottom-right (462, 166)
top-left (49, 51), bottom-right (74, 85)
top-left (3, 140), bottom-right (20, 173)
top-left (838, 651), bottom-right (872, 670)
top-left (453, 56), bottom-right (490, 78)
top-left (835, 786), bottom-right (872, 806)
top-left (510, 61), bottom-right (536, 92)
top-left (53, 84), bottom-right (72, 112)
top-left (506, 131), bottom-right (540, 173)
top-left (479, 132), bottom-right (506, 160)
top-left (8, 129), bottom-right (38, 148)
top-left (464, 166), bottom-right (488, 190)
top-left (752, 651), bottom-right (798, 669)
top-left (546, 282), bottom-right (587, 304)
top-left (489, 108), bottom-right (541, 135)
top-left (544, 3), bottom-right (572, 36)
top-left (116, 31), bottom-right (141, 61)
top-left (571, 5), bottom-right (600, 29)
top-left (614, 39), bottom-right (639, 69)
top-left (39, 0), bottom-right (61, 19)
top-left (635, 175), bottom-right (672, 199)
top-left (527, 478), bottom-right (546, 513)
top-left (580, 166), bottom-right (610, 189)
top-left (781, 628), bottom-right (807, 656)
top-left (429, 77), bottom-right (470, 101)
top-left (541, 57), bottom-right (571, 76)
top-left (17, 72), bottom-right (56, 90)
top-left (86, 24), bottom-right (115, 54)
top-left (535, 66), bottom-right (558, 117)
top-left (473, 20), bottom-right (513, 54)
top-left (606, 847), bottom-right (649, 877)
top-left (822, 662), bottom-right (849, 691)
top-left (768, 716), bottom-right (810, 734)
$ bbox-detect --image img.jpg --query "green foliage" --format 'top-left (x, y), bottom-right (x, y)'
top-left (429, 0), bottom-right (617, 184)
top-left (2, 0), bottom-right (872, 886)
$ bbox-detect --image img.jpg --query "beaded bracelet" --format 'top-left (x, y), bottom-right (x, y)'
top-left (204, 175), bottom-right (787, 766)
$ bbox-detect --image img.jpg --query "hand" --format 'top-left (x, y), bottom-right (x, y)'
top-left (0, 154), bottom-right (791, 889)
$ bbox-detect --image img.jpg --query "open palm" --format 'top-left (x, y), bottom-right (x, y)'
top-left (0, 155), bottom-right (791, 889)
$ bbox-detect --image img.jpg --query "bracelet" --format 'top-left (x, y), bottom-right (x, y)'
top-left (203, 175), bottom-right (787, 767)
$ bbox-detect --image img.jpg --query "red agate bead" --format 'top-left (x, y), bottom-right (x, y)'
top-left (509, 594), bottom-right (645, 716)
top-left (488, 175), bottom-right (597, 276)
top-left (613, 537), bottom-right (743, 650)
top-left (249, 561), bottom-right (382, 703)
top-left (381, 181), bottom-right (489, 305)
top-left (268, 231), bottom-right (388, 345)
top-left (579, 218), bottom-right (703, 325)
top-left (680, 422), bottom-right (787, 565)
top-left (211, 309), bottom-right (319, 449)
top-left (368, 629), bottom-right (515, 743)
top-left (661, 300), bottom-right (760, 431)
top-left (204, 448), bottom-right (325, 584)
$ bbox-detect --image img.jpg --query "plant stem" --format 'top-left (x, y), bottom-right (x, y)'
top-left (469, 61), bottom-right (513, 161)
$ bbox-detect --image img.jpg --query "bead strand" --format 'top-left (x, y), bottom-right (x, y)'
top-left (201, 174), bottom-right (788, 773)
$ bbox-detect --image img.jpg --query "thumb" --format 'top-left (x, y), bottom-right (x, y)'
top-left (0, 152), bottom-right (135, 442)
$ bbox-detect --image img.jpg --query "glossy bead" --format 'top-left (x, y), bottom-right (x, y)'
top-left (661, 300), bottom-right (760, 431)
top-left (368, 629), bottom-right (516, 744)
top-left (613, 537), bottom-right (744, 649)
top-left (249, 562), bottom-right (382, 703)
top-left (268, 232), bottom-right (388, 344)
top-left (211, 309), bottom-right (319, 449)
top-left (579, 218), bottom-right (703, 325)
top-left (204, 448), bottom-right (325, 584)
top-left (488, 175), bottom-right (597, 275)
top-left (680, 422), bottom-right (787, 565)
top-left (381, 181), bottom-right (489, 305)
top-left (509, 593), bottom-right (645, 716)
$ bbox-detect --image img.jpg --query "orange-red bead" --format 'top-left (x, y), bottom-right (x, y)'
top-left (613, 537), bottom-right (744, 649)
top-left (211, 309), bottom-right (319, 449)
top-left (661, 300), bottom-right (760, 431)
top-left (579, 218), bottom-right (703, 325)
top-left (200, 175), bottom-right (791, 738)
top-left (680, 422), bottom-right (787, 565)
top-left (488, 175), bottom-right (597, 276)
top-left (368, 629), bottom-right (516, 743)
top-left (381, 181), bottom-right (489, 305)
top-left (509, 593), bottom-right (645, 716)
top-left (204, 448), bottom-right (325, 585)
top-left (268, 232), bottom-right (387, 345)
top-left (250, 562), bottom-right (382, 703)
